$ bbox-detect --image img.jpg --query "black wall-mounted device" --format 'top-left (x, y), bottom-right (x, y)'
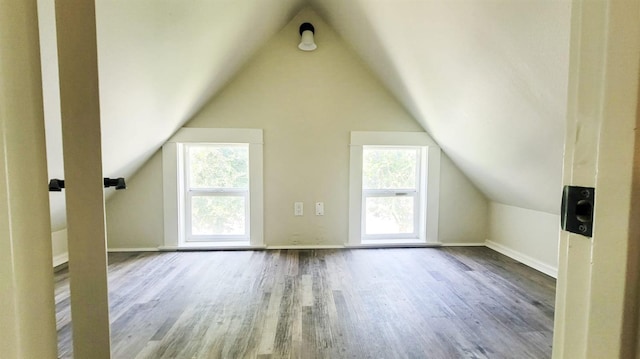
top-left (48, 177), bottom-right (126, 191)
top-left (561, 185), bottom-right (595, 237)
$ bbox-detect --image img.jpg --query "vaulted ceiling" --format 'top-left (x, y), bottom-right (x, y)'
top-left (38, 0), bottom-right (571, 231)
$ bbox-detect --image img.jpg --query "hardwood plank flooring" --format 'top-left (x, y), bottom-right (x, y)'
top-left (55, 247), bottom-right (556, 358)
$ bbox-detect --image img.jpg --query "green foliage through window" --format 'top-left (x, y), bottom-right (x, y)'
top-left (363, 148), bottom-right (417, 190)
top-left (191, 196), bottom-right (246, 236)
top-left (185, 144), bottom-right (250, 238)
top-left (188, 145), bottom-right (248, 189)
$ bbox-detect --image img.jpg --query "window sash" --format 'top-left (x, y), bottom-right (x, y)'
top-left (185, 191), bottom-right (250, 241)
top-left (362, 192), bottom-right (420, 239)
top-left (184, 143), bottom-right (249, 191)
top-left (362, 146), bottom-right (421, 191)
top-left (361, 146), bottom-right (422, 240)
top-left (183, 143), bottom-right (251, 242)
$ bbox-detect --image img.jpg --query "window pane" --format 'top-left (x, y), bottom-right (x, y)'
top-left (191, 196), bottom-right (246, 236)
top-left (365, 196), bottom-right (415, 235)
top-left (363, 148), bottom-right (417, 189)
top-left (188, 145), bottom-right (248, 189)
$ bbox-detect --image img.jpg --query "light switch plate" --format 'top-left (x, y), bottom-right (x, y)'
top-left (294, 202), bottom-right (303, 216)
top-left (315, 202), bottom-right (324, 216)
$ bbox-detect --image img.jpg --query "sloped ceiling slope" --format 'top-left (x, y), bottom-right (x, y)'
top-left (95, 0), bottom-right (304, 175)
top-left (42, 0), bottom-right (570, 231)
top-left (40, 0), bottom-right (305, 230)
top-left (311, 0), bottom-right (571, 214)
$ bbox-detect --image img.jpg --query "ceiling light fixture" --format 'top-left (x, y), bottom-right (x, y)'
top-left (298, 22), bottom-right (317, 51)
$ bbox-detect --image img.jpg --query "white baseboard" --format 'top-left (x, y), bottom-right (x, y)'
top-left (267, 244), bottom-right (344, 250)
top-left (440, 242), bottom-right (485, 247)
top-left (107, 248), bottom-right (160, 252)
top-left (345, 242), bottom-right (441, 249)
top-left (485, 240), bottom-right (558, 278)
top-left (52, 252), bottom-right (69, 267)
top-left (158, 246), bottom-right (178, 251)
top-left (178, 245), bottom-right (267, 251)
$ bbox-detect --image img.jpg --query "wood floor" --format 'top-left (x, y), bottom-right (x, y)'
top-left (55, 247), bottom-right (556, 359)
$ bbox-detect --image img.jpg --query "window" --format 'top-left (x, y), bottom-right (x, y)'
top-left (348, 132), bottom-right (440, 246)
top-left (184, 144), bottom-right (249, 241)
top-left (162, 128), bottom-right (264, 249)
top-left (362, 146), bottom-right (423, 239)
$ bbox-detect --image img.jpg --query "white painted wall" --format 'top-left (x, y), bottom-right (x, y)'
top-left (106, 151), bottom-right (164, 250)
top-left (487, 202), bottom-right (559, 277)
top-left (105, 9), bottom-right (487, 249)
top-left (439, 156), bottom-right (488, 245)
top-left (51, 229), bottom-right (68, 267)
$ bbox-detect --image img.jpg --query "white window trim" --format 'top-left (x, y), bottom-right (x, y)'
top-left (348, 131), bottom-right (440, 246)
top-left (162, 128), bottom-right (264, 249)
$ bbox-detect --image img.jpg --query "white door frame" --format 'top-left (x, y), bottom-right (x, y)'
top-left (553, 0), bottom-right (640, 357)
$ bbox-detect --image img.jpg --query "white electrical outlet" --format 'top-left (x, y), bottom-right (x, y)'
top-left (294, 202), bottom-right (304, 216)
top-left (315, 202), bottom-right (324, 216)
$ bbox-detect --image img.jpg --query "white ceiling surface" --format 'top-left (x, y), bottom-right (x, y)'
top-left (310, 0), bottom-right (571, 215)
top-left (40, 0), bottom-right (571, 231)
